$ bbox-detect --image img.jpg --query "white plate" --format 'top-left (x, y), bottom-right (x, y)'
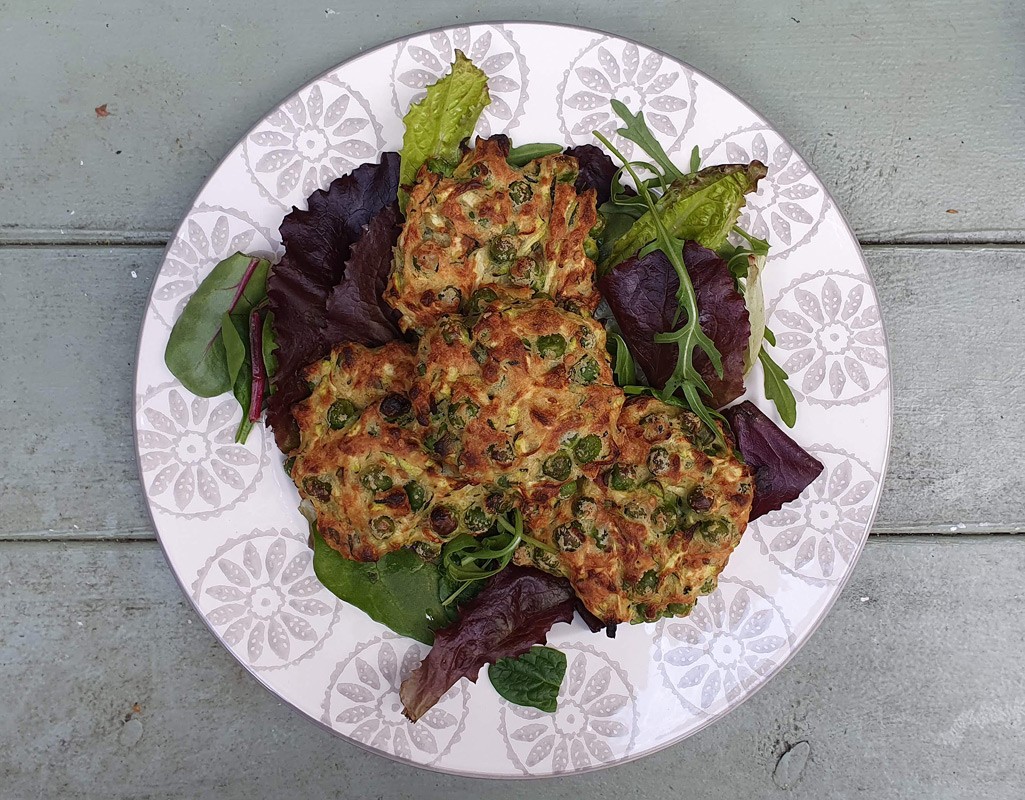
top-left (134, 22), bottom-right (891, 778)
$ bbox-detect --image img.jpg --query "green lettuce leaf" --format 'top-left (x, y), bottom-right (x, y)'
top-left (488, 646), bottom-right (567, 713)
top-left (743, 253), bottom-right (767, 375)
top-left (311, 529), bottom-right (454, 644)
top-left (398, 50), bottom-right (490, 209)
top-left (600, 162), bottom-right (767, 271)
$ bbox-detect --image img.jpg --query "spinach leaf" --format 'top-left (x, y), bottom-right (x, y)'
top-left (164, 253), bottom-right (270, 396)
top-left (398, 50), bottom-right (489, 209)
top-left (311, 529), bottom-right (454, 644)
top-left (506, 142), bottom-right (563, 167)
top-left (220, 312), bottom-right (253, 443)
top-left (489, 646), bottom-right (567, 713)
top-left (261, 311), bottom-right (277, 382)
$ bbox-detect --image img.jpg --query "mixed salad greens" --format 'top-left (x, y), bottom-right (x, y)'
top-left (164, 53), bottom-right (822, 718)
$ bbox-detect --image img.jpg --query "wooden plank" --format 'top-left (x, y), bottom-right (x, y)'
top-left (1, 0), bottom-right (1023, 244)
top-left (0, 537), bottom-right (1022, 798)
top-left (1, 244), bottom-right (1022, 537)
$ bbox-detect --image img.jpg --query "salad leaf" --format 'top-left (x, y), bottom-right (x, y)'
top-left (722, 401), bottom-right (823, 520)
top-left (574, 598), bottom-right (617, 638)
top-left (311, 528), bottom-right (454, 645)
top-left (398, 50), bottom-right (489, 208)
top-left (742, 253), bottom-right (767, 374)
top-left (601, 161), bottom-right (767, 272)
top-left (565, 144), bottom-right (617, 206)
top-left (608, 98), bottom-right (686, 183)
top-left (400, 565), bottom-right (575, 721)
top-left (758, 336), bottom-right (797, 428)
top-left (220, 311), bottom-right (253, 443)
top-left (507, 142), bottom-right (563, 167)
top-left (322, 203), bottom-right (403, 346)
top-left (260, 311), bottom-right (278, 383)
top-left (488, 646), bottom-right (567, 713)
top-left (164, 253), bottom-right (270, 396)
top-left (606, 331), bottom-right (637, 387)
top-left (599, 241), bottom-right (751, 408)
top-left (265, 152), bottom-right (400, 450)
top-left (248, 309), bottom-right (268, 424)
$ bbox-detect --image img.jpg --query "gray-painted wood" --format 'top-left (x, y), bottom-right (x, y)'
top-left (2, 0), bottom-right (1023, 245)
top-left (2, 245), bottom-right (1021, 539)
top-left (1, 537), bottom-right (1022, 799)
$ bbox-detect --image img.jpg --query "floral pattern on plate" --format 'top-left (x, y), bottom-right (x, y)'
top-left (151, 204), bottom-right (280, 329)
top-left (655, 578), bottom-right (794, 716)
top-left (390, 25), bottom-right (529, 137)
top-left (136, 382), bottom-right (268, 518)
top-left (766, 270), bottom-right (889, 407)
top-left (191, 528), bottom-right (341, 670)
top-left (499, 642), bottom-right (638, 775)
top-left (703, 124), bottom-right (829, 259)
top-left (242, 78), bottom-right (384, 209)
top-left (321, 634), bottom-right (470, 764)
top-left (751, 446), bottom-right (880, 585)
top-left (557, 36), bottom-right (697, 155)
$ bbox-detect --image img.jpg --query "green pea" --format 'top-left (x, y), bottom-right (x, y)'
top-left (701, 518), bottom-right (732, 544)
top-left (471, 343), bottom-right (489, 365)
top-left (576, 325), bottom-right (597, 349)
top-left (573, 434), bottom-right (602, 464)
top-left (651, 504), bottom-right (678, 533)
top-left (488, 235), bottom-right (518, 264)
top-left (608, 463), bottom-right (637, 491)
top-left (302, 476), bottom-right (332, 503)
top-left (508, 180), bottom-right (533, 204)
top-left (666, 602), bottom-right (694, 616)
top-left (590, 526), bottom-right (610, 550)
top-left (404, 481), bottom-right (428, 512)
top-left (536, 334), bottom-right (567, 359)
top-left (371, 516), bottom-right (395, 539)
top-left (327, 398), bottom-right (357, 430)
top-left (360, 467), bottom-right (393, 493)
top-left (573, 496), bottom-right (597, 520)
top-left (622, 502), bottom-right (646, 520)
top-left (488, 441), bottom-right (515, 465)
top-left (699, 577), bottom-right (717, 595)
top-left (559, 481), bottom-right (578, 498)
top-left (554, 521), bottom-right (585, 552)
top-left (634, 569), bottom-right (660, 594)
top-left (463, 506), bottom-right (491, 534)
top-left (283, 456), bottom-right (296, 477)
top-left (543, 451), bottom-right (573, 481)
top-left (642, 480), bottom-right (665, 499)
top-left (570, 355), bottom-right (600, 385)
top-left (647, 446), bottom-right (671, 475)
top-left (468, 287), bottom-right (499, 314)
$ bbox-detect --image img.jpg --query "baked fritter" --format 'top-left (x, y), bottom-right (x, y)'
top-left (385, 136), bottom-right (600, 333)
top-left (290, 341), bottom-right (509, 561)
top-left (517, 396), bottom-right (754, 624)
top-left (411, 295), bottom-right (623, 488)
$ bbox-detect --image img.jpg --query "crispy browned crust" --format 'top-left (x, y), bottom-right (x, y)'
top-left (385, 136), bottom-right (600, 332)
top-left (411, 295), bottom-right (623, 487)
top-left (517, 396), bottom-right (754, 624)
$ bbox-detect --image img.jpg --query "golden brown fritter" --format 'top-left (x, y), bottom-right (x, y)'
top-left (289, 341), bottom-right (512, 561)
top-left (385, 136), bottom-right (600, 333)
top-left (411, 295), bottom-right (623, 488)
top-left (291, 340), bottom-right (418, 451)
top-left (517, 396), bottom-right (754, 624)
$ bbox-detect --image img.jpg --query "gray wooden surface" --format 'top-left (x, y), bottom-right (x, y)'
top-left (2, 0), bottom-right (1024, 797)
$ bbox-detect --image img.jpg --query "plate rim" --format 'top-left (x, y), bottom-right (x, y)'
top-left (133, 18), bottom-right (894, 779)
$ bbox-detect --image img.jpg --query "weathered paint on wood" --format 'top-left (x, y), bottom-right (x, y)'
top-left (0, 537), bottom-right (1022, 799)
top-left (1, 0), bottom-right (1023, 244)
top-left (2, 245), bottom-right (1020, 538)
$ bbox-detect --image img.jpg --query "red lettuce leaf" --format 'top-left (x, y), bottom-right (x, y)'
top-left (723, 400), bottom-right (824, 520)
top-left (323, 203), bottom-right (403, 346)
top-left (265, 152), bottom-right (400, 450)
top-left (399, 565), bottom-right (574, 721)
top-left (565, 144), bottom-right (617, 206)
top-left (598, 240), bottom-right (750, 408)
